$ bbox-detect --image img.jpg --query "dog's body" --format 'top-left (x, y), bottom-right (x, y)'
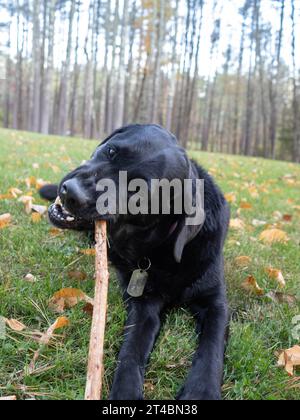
top-left (41, 124), bottom-right (230, 400)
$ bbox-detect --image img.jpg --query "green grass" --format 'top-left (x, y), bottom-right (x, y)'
top-left (0, 128), bottom-right (300, 400)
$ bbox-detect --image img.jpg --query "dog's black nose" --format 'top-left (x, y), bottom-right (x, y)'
top-left (60, 179), bottom-right (87, 209)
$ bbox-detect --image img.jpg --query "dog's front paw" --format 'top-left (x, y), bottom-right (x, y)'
top-left (109, 363), bottom-right (144, 400)
top-left (109, 388), bottom-right (144, 401)
top-left (177, 385), bottom-right (221, 401)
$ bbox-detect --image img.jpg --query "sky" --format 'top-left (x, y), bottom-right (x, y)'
top-left (0, 0), bottom-right (300, 78)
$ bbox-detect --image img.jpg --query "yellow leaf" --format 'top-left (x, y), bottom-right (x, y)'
top-left (80, 249), bottom-right (96, 256)
top-left (0, 213), bottom-right (12, 229)
top-left (225, 193), bottom-right (237, 204)
top-left (278, 346), bottom-right (300, 377)
top-left (4, 318), bottom-right (27, 332)
top-left (259, 229), bottom-right (289, 244)
top-left (31, 213), bottom-right (41, 223)
top-left (8, 187), bottom-right (23, 198)
top-left (266, 268), bottom-right (286, 288)
top-left (49, 288), bottom-right (93, 313)
top-left (241, 275), bottom-right (264, 296)
top-left (235, 256), bottom-right (252, 268)
top-left (230, 218), bottom-right (245, 230)
top-left (248, 186), bottom-right (259, 198)
top-left (49, 227), bottom-right (63, 236)
top-left (240, 201), bottom-right (253, 210)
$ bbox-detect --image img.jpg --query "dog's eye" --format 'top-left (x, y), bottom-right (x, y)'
top-left (107, 147), bottom-right (117, 160)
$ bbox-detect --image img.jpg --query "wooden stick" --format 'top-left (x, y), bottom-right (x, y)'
top-left (0, 396), bottom-right (17, 401)
top-left (85, 221), bottom-right (109, 400)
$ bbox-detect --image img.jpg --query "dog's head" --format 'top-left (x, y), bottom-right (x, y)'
top-left (49, 124), bottom-right (204, 262)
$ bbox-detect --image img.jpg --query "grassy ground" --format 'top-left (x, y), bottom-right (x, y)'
top-left (0, 128), bottom-right (299, 400)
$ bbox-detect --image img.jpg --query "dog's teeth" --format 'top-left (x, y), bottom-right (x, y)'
top-left (66, 216), bottom-right (75, 222)
top-left (55, 196), bottom-right (62, 206)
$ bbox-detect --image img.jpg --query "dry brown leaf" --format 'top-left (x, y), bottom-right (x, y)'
top-left (230, 218), bottom-right (245, 230)
top-left (0, 193), bottom-right (12, 200)
top-left (266, 268), bottom-right (286, 288)
top-left (8, 187), bottom-right (23, 198)
top-left (240, 201), bottom-right (253, 210)
top-left (28, 317), bottom-right (70, 374)
top-left (278, 346), bottom-right (300, 376)
top-left (266, 291), bottom-right (297, 307)
top-left (49, 227), bottom-right (63, 236)
top-left (241, 275), bottom-right (264, 296)
top-left (67, 271), bottom-right (87, 281)
top-left (0, 213), bottom-right (12, 229)
top-left (83, 302), bottom-right (94, 317)
top-left (235, 256), bottom-right (252, 268)
top-left (4, 318), bottom-right (27, 332)
top-left (25, 176), bottom-right (36, 189)
top-left (49, 288), bottom-right (93, 313)
top-left (80, 248), bottom-right (96, 256)
top-left (31, 213), bottom-right (41, 223)
top-left (283, 214), bottom-right (293, 222)
top-left (225, 193), bottom-right (237, 204)
top-left (259, 228), bottom-right (289, 244)
top-left (35, 179), bottom-right (49, 190)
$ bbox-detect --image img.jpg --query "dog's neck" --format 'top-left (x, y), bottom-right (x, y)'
top-left (108, 216), bottom-right (179, 268)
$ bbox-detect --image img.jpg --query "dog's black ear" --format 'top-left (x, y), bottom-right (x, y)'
top-left (173, 161), bottom-right (205, 263)
top-left (173, 220), bottom-right (203, 263)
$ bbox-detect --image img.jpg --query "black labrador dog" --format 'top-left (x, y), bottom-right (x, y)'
top-left (40, 124), bottom-right (230, 400)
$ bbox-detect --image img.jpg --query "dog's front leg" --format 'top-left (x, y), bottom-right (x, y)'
top-left (109, 297), bottom-right (164, 400)
top-left (177, 289), bottom-right (228, 401)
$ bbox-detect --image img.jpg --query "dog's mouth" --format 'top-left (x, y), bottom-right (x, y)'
top-left (48, 197), bottom-right (94, 230)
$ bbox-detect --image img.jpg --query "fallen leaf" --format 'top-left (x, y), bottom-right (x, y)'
top-left (35, 179), bottom-right (49, 190)
top-left (80, 249), bottom-right (96, 256)
top-left (240, 201), bottom-right (253, 210)
top-left (18, 195), bottom-right (34, 214)
top-left (31, 213), bottom-right (41, 223)
top-left (4, 318), bottom-right (27, 332)
top-left (67, 271), bottom-right (87, 281)
top-left (259, 229), bottom-right (289, 244)
top-left (31, 205), bottom-right (47, 215)
top-left (283, 214), bottom-right (293, 222)
top-left (252, 219), bottom-right (267, 227)
top-left (225, 193), bottom-right (237, 204)
top-left (49, 288), bottom-right (93, 313)
top-left (49, 227), bottom-right (63, 236)
top-left (248, 186), bottom-right (259, 199)
top-left (25, 176), bottom-right (36, 189)
top-left (278, 346), bottom-right (300, 376)
top-left (235, 256), bottom-right (252, 268)
top-left (82, 302), bottom-right (94, 317)
top-left (266, 291), bottom-right (297, 307)
top-left (241, 275), bottom-right (264, 296)
top-left (0, 213), bottom-right (12, 229)
top-left (8, 187), bottom-right (23, 198)
top-left (28, 317), bottom-right (70, 374)
top-left (24, 273), bottom-right (37, 283)
top-left (266, 268), bottom-right (286, 288)
top-left (273, 211), bottom-right (283, 221)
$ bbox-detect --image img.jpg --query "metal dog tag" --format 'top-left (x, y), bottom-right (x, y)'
top-left (127, 269), bottom-right (148, 297)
